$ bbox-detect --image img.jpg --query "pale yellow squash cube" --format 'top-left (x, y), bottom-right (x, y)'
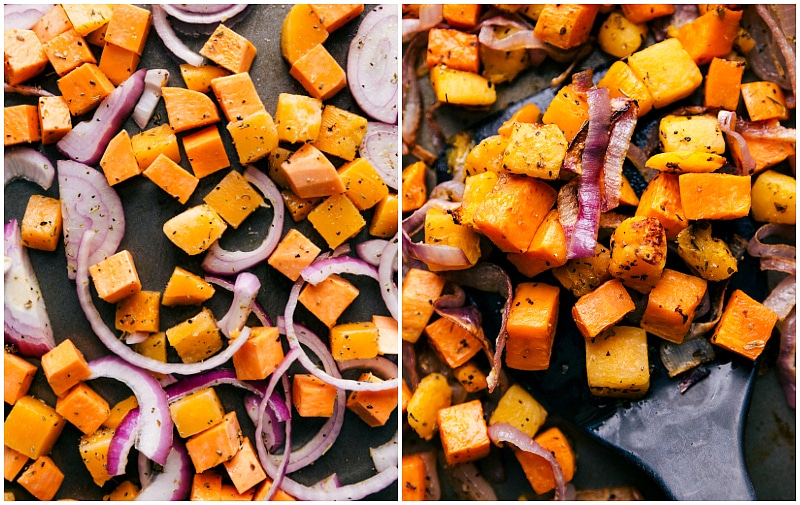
top-left (165, 307), bottom-right (223, 364)
top-left (406, 373), bottom-right (452, 441)
top-left (585, 326), bottom-right (650, 399)
top-left (226, 110), bottom-right (279, 164)
top-left (369, 193), bottom-right (399, 238)
top-left (659, 114), bottom-right (725, 154)
top-left (329, 321), bottom-right (379, 361)
top-left (424, 206), bottom-right (480, 271)
top-left (488, 383), bottom-right (547, 439)
top-left (274, 93), bottom-right (322, 144)
top-left (628, 38), bottom-right (702, 109)
top-left (430, 65), bottom-right (496, 106)
top-left (169, 387), bottom-right (225, 438)
top-left (502, 122), bottom-right (567, 180)
top-left (307, 193), bottom-right (366, 249)
top-left (750, 170), bottom-right (796, 224)
top-left (62, 4), bottom-right (113, 36)
top-left (163, 204), bottom-right (227, 255)
top-left (338, 158), bottom-right (389, 211)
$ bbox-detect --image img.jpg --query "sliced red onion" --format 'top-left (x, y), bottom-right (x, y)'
top-left (777, 308), bottom-right (796, 408)
top-left (135, 441), bottom-right (192, 501)
top-left (138, 448), bottom-right (152, 489)
top-left (763, 275), bottom-right (797, 320)
top-left (558, 178), bottom-right (581, 245)
top-left (245, 392), bottom-right (286, 453)
top-left (4, 220), bottom-right (55, 357)
top-left (132, 68), bottom-right (169, 129)
top-left (601, 99), bottom-right (638, 212)
top-left (756, 4), bottom-right (796, 98)
top-left (217, 272), bottom-right (260, 339)
top-left (626, 142), bottom-right (658, 183)
top-left (370, 431), bottom-right (398, 472)
top-left (164, 368), bottom-right (262, 402)
top-left (477, 16), bottom-right (547, 51)
top-left (432, 285), bottom-right (484, 339)
top-left (430, 180), bottom-right (465, 202)
top-left (336, 357), bottom-right (398, 380)
top-left (332, 243), bottom-right (352, 257)
top-left (300, 254), bottom-right (379, 286)
top-left (157, 374), bottom-right (178, 388)
top-left (403, 340), bottom-right (419, 390)
top-left (202, 166), bottom-right (284, 274)
top-left (203, 274), bottom-right (235, 291)
top-left (88, 356), bottom-right (173, 466)
top-left (160, 3), bottom-right (246, 24)
top-left (718, 110), bottom-right (757, 176)
top-left (356, 239), bottom-right (389, 267)
top-left (169, 4), bottom-right (234, 15)
top-left (402, 199), bottom-right (470, 271)
top-left (445, 462), bottom-right (498, 501)
top-left (107, 408), bottom-right (139, 476)
top-left (348, 5), bottom-right (399, 123)
top-left (313, 474), bottom-right (341, 491)
top-left (77, 231), bottom-right (253, 374)
top-left (402, 32), bottom-right (425, 150)
top-left (748, 223), bottom-right (796, 275)
top-left (660, 337), bottom-right (716, 378)
top-left (488, 423), bottom-right (567, 500)
top-left (4, 147), bottom-right (55, 189)
top-left (151, 4), bottom-right (204, 66)
top-left (379, 236), bottom-right (399, 321)
top-left (57, 68), bottom-right (146, 165)
top-left (419, 451), bottom-right (441, 500)
top-left (679, 364), bottom-right (711, 394)
top-left (4, 4), bottom-right (52, 30)
top-left (360, 122), bottom-right (399, 189)
top-left (58, 160), bottom-right (125, 280)
top-left (3, 83), bottom-right (55, 97)
top-left (736, 117), bottom-right (797, 143)
top-left (402, 3), bottom-right (442, 42)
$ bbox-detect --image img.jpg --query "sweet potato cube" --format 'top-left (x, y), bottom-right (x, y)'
top-left (572, 279), bottom-right (636, 340)
top-left (641, 269), bottom-right (707, 344)
top-left (21, 194), bottom-right (62, 252)
top-left (401, 268), bottom-right (446, 343)
top-left (31, 5), bottom-right (73, 44)
top-left (131, 123), bottom-right (180, 171)
top-left (281, 4), bottom-right (328, 64)
top-left (346, 372), bottom-right (398, 427)
top-left (169, 387), bottom-right (225, 438)
top-left (505, 282), bottom-right (560, 371)
top-left (401, 453), bottom-right (427, 501)
top-left (211, 72), bottom-right (266, 122)
top-left (424, 317), bottom-right (482, 369)
top-left (401, 161), bottom-right (427, 212)
top-left (220, 483), bottom-right (255, 501)
top-left (442, 4), bottom-right (482, 28)
top-left (231, 326), bottom-right (284, 381)
top-left (57, 63), bottom-right (115, 116)
top-left (202, 169), bottom-right (263, 229)
top-left (4, 395), bottom-right (66, 458)
top-left (223, 438), bottom-right (266, 494)
top-left (292, 374), bottom-right (337, 418)
top-left (369, 193), bottom-right (399, 238)
top-left (621, 4), bottom-right (675, 23)
top-left (274, 93), bottom-right (322, 144)
top-left (289, 42), bottom-right (346, 101)
top-left (182, 125), bottom-right (230, 179)
top-left (634, 172), bottom-right (688, 240)
top-left (4, 105), bottom-right (41, 146)
top-left (62, 4), bottom-right (113, 36)
top-left (180, 63), bottom-right (231, 93)
top-left (429, 64), bottom-right (496, 106)
top-left (309, 4), bottom-right (364, 33)
top-left (162, 87), bottom-right (221, 134)
top-left (105, 480), bottom-right (140, 500)
top-left (586, 326), bottom-right (650, 399)
top-left (533, 4), bottom-right (598, 50)
top-left (488, 383), bottom-right (547, 438)
top-left (282, 142), bottom-right (345, 200)
top-left (185, 411), bottom-right (243, 473)
top-left (227, 109), bottom-right (279, 165)
top-left (41, 339), bottom-right (92, 396)
top-left (464, 135), bottom-right (507, 177)
top-left (103, 395), bottom-right (138, 430)
top-left (426, 28), bottom-right (479, 73)
top-left (4, 29), bottom-right (48, 85)
top-left (675, 7), bottom-right (742, 65)
top-left (307, 193), bottom-right (366, 249)
top-left (98, 42), bottom-right (141, 85)
top-left (298, 274), bottom-right (359, 328)
top-left (4, 352), bottom-right (37, 405)
top-left (268, 148), bottom-right (294, 189)
top-left (454, 361), bottom-right (488, 393)
top-left (78, 427), bottom-right (115, 486)
top-left (502, 122), bottom-right (567, 180)
top-left (407, 373), bottom-right (451, 440)
top-left (162, 267), bottom-right (215, 306)
top-left (38, 95), bottom-right (71, 145)
top-left (507, 209), bottom-right (567, 278)
top-left (17, 455), bottom-right (64, 501)
top-left (679, 173), bottom-right (751, 220)
top-left (473, 173), bottom-right (557, 253)
top-left (268, 229), bottom-right (322, 281)
top-left (438, 399), bottom-right (491, 466)
top-left (85, 24), bottom-right (107, 47)
top-left (627, 38), bottom-right (703, 109)
top-left (597, 60), bottom-right (654, 117)
top-left (115, 290), bottom-right (161, 333)
top-left (166, 307), bottom-right (223, 364)
top-left (704, 57), bottom-right (745, 111)
top-left (424, 206), bottom-right (481, 271)
top-left (55, 382), bottom-right (111, 434)
top-left (99, 129), bottom-right (141, 185)
top-left (89, 250), bottom-right (142, 304)
top-left (515, 427), bottom-right (576, 494)
top-left (4, 445), bottom-right (29, 481)
top-left (191, 470), bottom-right (223, 501)
top-left (330, 321), bottom-right (380, 361)
top-left (163, 204), bottom-right (228, 256)
top-left (711, 290), bottom-right (778, 360)
top-left (104, 4), bottom-right (151, 55)
top-left (200, 24), bottom-right (257, 74)
top-left (741, 81), bottom-right (790, 122)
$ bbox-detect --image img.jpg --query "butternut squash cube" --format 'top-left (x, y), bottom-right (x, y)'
top-left (502, 122), bottom-right (567, 180)
top-left (679, 173), bottom-right (751, 220)
top-left (641, 269), bottom-right (707, 344)
top-left (307, 193), bottom-right (366, 249)
top-left (282, 143), bottom-right (345, 199)
top-left (163, 204), bottom-right (228, 256)
top-left (464, 135), bottom-right (507, 176)
top-left (3, 105), bottom-right (41, 146)
top-left (741, 81), bottom-right (790, 121)
top-left (401, 160), bottom-right (427, 212)
top-left (182, 125), bottom-right (231, 179)
top-left (89, 250), bottom-right (142, 304)
top-left (407, 373), bottom-right (451, 440)
top-left (505, 282), bottom-right (560, 371)
top-left (231, 326), bottom-right (284, 381)
top-left (423, 206), bottom-right (480, 271)
top-left (100, 129), bottom-right (141, 185)
top-left (55, 382), bottom-right (111, 435)
top-left (515, 427), bottom-right (576, 495)
top-left (37, 95), bottom-right (72, 145)
top-left (309, 4), bottom-right (364, 33)
top-left (223, 438), bottom-right (266, 494)
top-left (401, 453), bottom-right (426, 501)
top-left (180, 63), bottom-right (230, 93)
top-left (298, 274), bottom-right (359, 328)
top-left (185, 411), bottom-right (243, 473)
top-left (133, 332), bottom-right (168, 378)
top-left (62, 4), bottom-right (113, 36)
top-left (635, 173), bottom-right (687, 240)
top-left (460, 171), bottom-right (499, 228)
top-left (162, 266), bottom-right (216, 306)
top-left (572, 279), bottom-right (636, 340)
top-left (659, 114), bottom-right (725, 154)
top-left (339, 158), bottom-right (389, 211)
top-left (281, 4), bottom-right (328, 64)
top-left (312, 105), bottom-right (368, 161)
top-left (57, 63), bottom-right (115, 116)
top-left (220, 483), bottom-right (255, 501)
top-left (430, 65), bottom-right (496, 106)
top-left (131, 123), bottom-right (180, 171)
top-left (329, 321), bottom-right (380, 361)
top-left (191, 470), bottom-right (223, 501)
top-left (21, 194), bottom-right (62, 252)
top-left (17, 455), bottom-right (64, 501)
top-left (627, 38), bottom-right (703, 109)
top-left (4, 445), bottom-right (28, 481)
top-left (401, 268), bottom-right (446, 343)
top-left (98, 42), bottom-right (141, 86)
top-left (103, 395), bottom-right (138, 430)
top-left (104, 4), bottom-right (151, 55)
top-left (169, 387), bottom-right (226, 438)
top-left (489, 383), bottom-right (547, 438)
top-left (203, 169), bottom-right (264, 229)
top-left (346, 372), bottom-right (398, 427)
top-left (533, 4), bottom-right (598, 50)
top-left (200, 24), bottom-right (257, 74)
top-left (227, 110), bottom-right (279, 165)
top-left (115, 290), bottom-right (161, 333)
top-left (597, 60), bottom-right (654, 117)
top-left (585, 326), bottom-right (650, 399)
top-left (42, 28), bottom-right (96, 76)
top-left (31, 5), bottom-right (73, 44)
top-left (553, 244), bottom-right (612, 298)
top-left (166, 307), bottom-right (223, 364)
top-left (426, 28), bottom-right (480, 73)
top-left (281, 189), bottom-right (322, 222)
top-left (4, 352), bottom-right (37, 405)
top-left (79, 426), bottom-right (115, 486)
top-left (542, 82), bottom-right (589, 144)
top-left (268, 229), bottom-right (322, 281)
top-left (438, 399), bottom-right (491, 466)
top-left (608, 216), bottom-right (667, 294)
top-left (369, 193), bottom-right (399, 238)
top-left (41, 338), bottom-right (92, 396)
top-left (4, 395), bottom-right (66, 459)
top-left (454, 361), bottom-right (488, 393)
top-left (105, 480), bottom-right (140, 501)
top-left (162, 87), bottom-right (221, 134)
top-left (274, 93), bottom-right (323, 144)
top-left (424, 317), bottom-right (482, 369)
top-left (289, 43), bottom-right (346, 101)
top-left (711, 289), bottom-right (778, 360)
top-left (292, 374), bottom-right (337, 418)
top-left (507, 209), bottom-right (567, 278)
top-left (211, 72), bottom-right (266, 123)
top-left (4, 29), bottom-right (48, 85)
top-left (373, 314), bottom-right (399, 355)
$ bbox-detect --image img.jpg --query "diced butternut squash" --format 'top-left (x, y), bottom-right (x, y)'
top-left (17, 455), bottom-right (64, 501)
top-left (162, 266), bottom-right (215, 306)
top-left (166, 307), bottom-right (223, 364)
top-left (741, 81), bottom-right (790, 122)
top-left (507, 209), bottom-right (567, 278)
top-left (37, 95), bottom-right (71, 145)
top-left (163, 204), bottom-right (228, 255)
top-left (401, 161), bottom-right (427, 213)
top-left (676, 6), bottom-right (742, 65)
top-left (274, 93), bottom-right (323, 144)
top-left (185, 411), bottom-right (243, 473)
top-left (292, 374), bottom-right (337, 417)
top-left (252, 477), bottom-right (297, 501)
top-left (659, 114), bottom-right (726, 154)
top-left (169, 387), bottom-right (225, 438)
top-left (608, 216), bottom-right (667, 294)
top-left (200, 24), bottom-right (257, 73)
top-left (429, 64), bottom-right (496, 106)
top-left (162, 87), bottom-right (221, 133)
top-left (99, 129), bottom-right (141, 185)
top-left (442, 4), bottom-right (482, 28)
top-left (31, 5), bottom-right (73, 44)
top-left (402, 268), bottom-right (446, 343)
top-left (627, 38), bottom-right (703, 109)
top-left (78, 427), bottom-right (115, 486)
top-left (621, 4), bottom-right (674, 23)
top-left (585, 326), bottom-right (650, 399)
top-left (330, 321), bottom-right (380, 361)
top-left (505, 282), bottom-right (560, 371)
top-left (282, 190), bottom-right (322, 222)
top-left (41, 338), bottom-right (92, 396)
top-left (373, 314), bottom-right (399, 355)
top-left (704, 57), bottom-right (745, 111)
top-left (57, 63), bottom-right (115, 116)
top-left (131, 123), bottom-right (180, 171)
top-left (728, 123), bottom-right (795, 175)
top-left (369, 193), bottom-right (399, 238)
top-left (426, 28), bottom-right (480, 73)
top-left (454, 361), bottom-right (488, 393)
top-left (464, 136), bottom-right (507, 176)
top-left (401, 453), bottom-right (427, 501)
top-left (515, 427), bottom-right (576, 495)
top-left (407, 373), bottom-right (451, 440)
top-left (346, 372), bottom-right (398, 427)
top-left (89, 250), bottom-right (142, 304)
top-left (553, 244), bottom-right (612, 298)
top-left (502, 122), bottom-right (567, 180)
top-left (298, 274), bottom-right (359, 328)
top-left (438, 399), bottom-right (491, 466)
top-left (4, 105), bottom-right (41, 146)
top-left (104, 4), bottom-right (151, 55)
top-left (223, 438), bottom-right (266, 494)
top-left (313, 105), bottom-right (368, 161)
top-left (227, 109), bottom-right (279, 165)
top-left (105, 480), bottom-right (139, 501)
top-left (459, 172), bottom-right (499, 231)
top-left (231, 326), bottom-right (284, 381)
top-left (191, 470), bottom-right (223, 501)
top-left (4, 445), bottom-right (29, 481)
top-left (4, 352), bottom-right (37, 405)
top-left (268, 229), bottom-right (322, 281)
top-left (645, 151), bottom-right (727, 174)
top-left (634, 172), bottom-right (688, 240)
top-left (488, 383), bottom-right (547, 438)
top-left (182, 125), bottom-right (231, 179)
top-left (679, 173), bottom-right (751, 220)
top-left (211, 72), bottom-right (266, 122)
top-left (289, 43), bottom-right (347, 101)
top-left (85, 24), bottom-right (108, 47)
top-left (4, 395), bottom-right (66, 459)
top-left (103, 395), bottom-right (138, 429)
top-left (62, 4), bottom-right (113, 36)
top-left (424, 206), bottom-right (481, 271)
top-left (21, 194), bottom-right (62, 252)
top-left (533, 4), bottom-right (598, 50)
top-left (4, 29), bottom-right (48, 85)
top-left (55, 382), bottom-right (111, 435)
top-left (220, 483), bottom-right (255, 501)
top-left (424, 317), bottom-right (482, 369)
top-left (281, 4), bottom-right (329, 64)
top-left (750, 170), bottom-right (796, 225)
top-left (572, 279), bottom-right (636, 340)
top-left (98, 42), bottom-right (141, 85)
top-left (202, 169), bottom-right (263, 229)
top-left (132, 332), bottom-right (168, 380)
top-left (179, 63), bottom-right (230, 93)
top-left (309, 4), bottom-right (364, 33)
top-left (115, 290), bottom-right (160, 333)
top-left (597, 60), bottom-right (654, 117)
top-left (598, 11), bottom-right (647, 58)
top-left (711, 289), bottom-right (777, 360)
top-left (306, 193), bottom-right (366, 249)
top-left (640, 269), bottom-right (707, 344)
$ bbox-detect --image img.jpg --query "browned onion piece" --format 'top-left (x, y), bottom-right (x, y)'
top-left (418, 451), bottom-right (441, 500)
top-left (736, 116), bottom-right (797, 143)
top-left (763, 275), bottom-right (796, 320)
top-left (718, 110), bottom-right (757, 175)
top-left (601, 98), bottom-right (638, 212)
top-left (756, 4), bottom-right (796, 98)
top-left (402, 3), bottom-right (442, 42)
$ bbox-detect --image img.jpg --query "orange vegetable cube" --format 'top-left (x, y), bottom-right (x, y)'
top-left (741, 81), bottom-right (790, 122)
top-left (442, 4), bottom-right (483, 28)
top-left (191, 470), bottom-right (223, 501)
top-left (711, 290), bottom-right (778, 360)
top-left (505, 282), bottom-right (560, 371)
top-left (43, 28), bottom-right (97, 75)
top-left (289, 43), bottom-right (347, 101)
top-left (313, 104), bottom-right (368, 161)
top-left (223, 438), bottom-right (266, 494)
top-left (330, 321), bottom-right (380, 361)
top-left (4, 352), bottom-right (38, 405)
top-left (585, 326), bottom-right (650, 398)
top-left (89, 250), bottom-right (142, 304)
top-left (268, 229), bottom-right (322, 281)
top-left (31, 5), bottom-right (73, 44)
top-left (131, 123), bottom-right (180, 171)
top-left (41, 338), bottom-right (92, 396)
top-left (55, 382), bottom-right (111, 434)
top-left (728, 122), bottom-right (796, 175)
top-left (424, 317), bottom-right (482, 369)
top-left (274, 93), bottom-right (323, 144)
top-left (627, 38), bottom-right (703, 109)
top-left (369, 193), bottom-right (399, 238)
top-left (105, 480), bottom-right (139, 501)
top-left (346, 372), bottom-right (398, 427)
top-left (231, 326), bottom-right (285, 381)
top-left (430, 64), bottom-right (497, 106)
top-left (17, 455), bottom-right (64, 501)
top-left (62, 4), bottom-right (113, 36)
top-left (292, 374), bottom-right (337, 417)
top-left (169, 387), bottom-right (225, 438)
top-left (507, 209), bottom-right (567, 278)
top-left (202, 169), bottom-right (263, 228)
top-left (38, 95), bottom-right (72, 145)
top-left (179, 63), bottom-right (230, 93)
top-left (298, 274), bottom-right (359, 328)
top-left (57, 63), bottom-right (115, 116)
top-left (4, 105), bottom-right (41, 146)
top-left (402, 268), bottom-right (446, 343)
top-left (4, 29), bottom-right (48, 85)
top-left (3, 395), bottom-right (66, 458)
top-left (533, 4), bottom-right (599, 50)
top-left (252, 477), bottom-right (297, 501)
top-left (162, 87), bottom-right (221, 133)
top-left (438, 399), bottom-right (491, 466)
top-left (542, 81), bottom-right (590, 143)
top-left (115, 290), bottom-right (161, 333)
top-left (423, 206), bottom-right (481, 272)
top-left (635, 172), bottom-right (688, 240)
top-left (374, 313), bottom-right (399, 355)
top-left (676, 7), bottom-right (742, 64)
top-left (226, 109), bottom-right (279, 165)
top-left (211, 72), bottom-right (266, 122)
top-left (280, 4), bottom-right (329, 64)
top-left (200, 24), bottom-right (257, 74)
top-left (597, 60), bottom-right (654, 117)
top-left (182, 125), bottom-right (230, 179)
top-left (104, 4), bottom-right (151, 55)
top-left (132, 332), bottom-right (168, 378)
top-left (641, 269), bottom-right (708, 344)
top-left (85, 24), bottom-right (108, 47)
top-left (309, 4), bottom-right (364, 33)
top-left (220, 484), bottom-right (255, 501)
top-left (454, 361), bottom-right (489, 393)
top-left (515, 427), bottom-right (576, 494)
top-left (185, 411), bottom-right (243, 473)
top-left (21, 194), bottom-right (62, 252)
top-left (401, 453), bottom-right (427, 501)
top-left (426, 28), bottom-right (479, 73)
top-left (162, 204), bottom-right (228, 256)
top-left (679, 173), bottom-right (751, 220)
top-left (621, 4), bottom-right (675, 23)
top-left (704, 57), bottom-right (745, 111)
top-left (162, 266), bottom-right (216, 306)
top-left (501, 122), bottom-right (567, 180)
top-left (339, 158), bottom-right (389, 211)
top-left (99, 129), bottom-right (141, 185)
top-left (98, 42), bottom-right (141, 85)
top-left (307, 193), bottom-right (367, 249)
top-left (401, 379), bottom-right (411, 412)
top-left (103, 395), bottom-right (138, 430)
top-left (401, 161), bottom-right (427, 213)
top-left (4, 445), bottom-right (29, 481)
top-left (572, 279), bottom-right (636, 340)
top-left (165, 307), bottom-right (223, 364)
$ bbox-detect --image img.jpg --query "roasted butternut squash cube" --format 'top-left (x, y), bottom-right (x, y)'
top-left (741, 80), bottom-right (789, 121)
top-left (274, 93), bottom-right (322, 144)
top-left (227, 110), bottom-right (279, 165)
top-left (79, 426), bottom-right (114, 487)
top-left (640, 269), bottom-right (707, 344)
top-left (55, 382), bottom-right (110, 435)
top-left (553, 244), bottom-right (612, 298)
top-left (464, 135), bottom-right (507, 176)
top-left (105, 480), bottom-right (140, 501)
top-left (480, 26), bottom-right (530, 84)
top-left (597, 60), bottom-right (654, 117)
top-left (711, 289), bottom-right (777, 360)
top-left (163, 204), bottom-right (228, 256)
top-left (131, 123), bottom-right (180, 171)
top-left (627, 38), bottom-right (703, 109)
top-left (401, 453), bottom-right (427, 501)
top-left (621, 4), bottom-right (674, 23)
top-left (281, 4), bottom-right (328, 64)
top-left (407, 373), bottom-right (451, 441)
top-left (200, 24), bottom-right (257, 74)
top-left (223, 438), bottom-right (266, 494)
top-left (634, 173), bottom-right (688, 240)
top-left (298, 274), bottom-right (359, 328)
top-left (330, 321), bottom-right (380, 361)
top-left (231, 326), bottom-right (284, 381)
top-left (424, 206), bottom-right (481, 271)
top-left (41, 339), bottom-right (92, 396)
top-left (453, 361), bottom-right (488, 393)
top-left (185, 411), bottom-right (243, 473)
top-left (4, 395), bottom-right (66, 459)
top-left (346, 372), bottom-right (398, 427)
top-left (488, 383), bottom-right (547, 438)
top-left (182, 125), bottom-right (230, 179)
top-left (533, 4), bottom-right (598, 50)
top-left (4, 29), bottom-right (48, 85)
top-left (750, 170), bottom-right (796, 225)
top-left (573, 279), bottom-right (636, 340)
top-left (169, 387), bottom-right (226, 438)
top-left (211, 72), bottom-right (266, 123)
top-left (17, 455), bottom-right (64, 501)
top-left (268, 229), bottom-right (322, 282)
top-left (659, 114), bottom-right (725, 154)
top-left (307, 193), bottom-right (366, 249)
top-left (608, 216), bottom-right (667, 294)
top-left (401, 268), bottom-right (446, 343)
top-left (515, 427), bottom-right (576, 494)
top-left (203, 169), bottom-right (264, 229)
top-left (542, 81), bottom-right (589, 143)
top-left (4, 352), bottom-right (37, 405)
top-left (98, 40), bottom-right (141, 86)
top-left (459, 171), bottom-right (499, 228)
top-left (401, 160), bottom-right (427, 212)
top-left (505, 282), bottom-right (560, 371)
top-left (62, 4), bottom-right (113, 36)
top-left (369, 193), bottom-right (399, 238)
top-left (115, 290), bottom-right (160, 333)
top-left (292, 374), bottom-right (337, 418)
top-left (430, 65), bottom-right (496, 106)
top-left (502, 122), bottom-right (567, 180)
top-left (679, 173), bottom-right (751, 220)
top-left (426, 28), bottom-right (479, 73)
top-left (162, 266), bottom-right (216, 306)
top-left (312, 105), bottom-right (368, 161)
top-left (103, 395), bottom-right (138, 430)
top-left (704, 57), bottom-right (745, 111)
top-left (507, 209), bottom-right (567, 278)
top-left (438, 399), bottom-right (491, 466)
top-left (309, 4), bottom-right (364, 33)
top-left (586, 326), bottom-right (650, 398)
top-left (21, 194), bottom-right (62, 252)
top-left (424, 317), bottom-right (482, 369)
top-left (338, 158), bottom-right (389, 211)
top-left (165, 307), bottom-right (223, 364)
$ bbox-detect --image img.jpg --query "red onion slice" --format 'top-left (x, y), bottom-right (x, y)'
top-left (151, 4), bottom-right (205, 66)
top-left (4, 4), bottom-right (52, 30)
top-left (718, 110), bottom-right (757, 176)
top-left (446, 462), bottom-right (498, 501)
top-left (402, 32), bottom-right (426, 150)
top-left (356, 239), bottom-right (389, 266)
top-left (245, 392), bottom-right (286, 453)
top-left (160, 3), bottom-right (246, 24)
top-left (360, 122), bottom-right (399, 189)
top-left (4, 220), bottom-right (55, 357)
top-left (3, 83), bottom-right (54, 97)
top-left (419, 451), bottom-right (441, 500)
top-left (370, 431), bottom-right (398, 472)
top-left (379, 236), bottom-right (399, 321)
top-left (107, 408), bottom-right (138, 476)
top-left (58, 160), bottom-right (125, 280)
top-left (135, 441), bottom-right (192, 501)
top-left (217, 272), bottom-right (260, 338)
top-left (202, 166), bottom-right (284, 274)
top-left (402, 3), bottom-right (442, 42)
top-left (88, 356), bottom-right (173, 466)
top-left (337, 356), bottom-right (398, 379)
top-left (748, 223), bottom-right (796, 275)
top-left (756, 4), bottom-right (796, 98)
top-left (763, 275), bottom-right (797, 320)
top-left (348, 5), bottom-right (399, 124)
top-left (57, 68), bottom-right (146, 165)
top-left (132, 68), bottom-right (169, 129)
top-left (4, 147), bottom-right (55, 190)
top-left (601, 99), bottom-right (638, 212)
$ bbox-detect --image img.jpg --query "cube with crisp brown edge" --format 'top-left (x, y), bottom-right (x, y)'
top-left (640, 269), bottom-right (707, 344)
top-left (438, 399), bottom-right (491, 466)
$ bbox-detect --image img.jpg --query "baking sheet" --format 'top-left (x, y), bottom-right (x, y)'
top-left (4, 4), bottom-right (397, 500)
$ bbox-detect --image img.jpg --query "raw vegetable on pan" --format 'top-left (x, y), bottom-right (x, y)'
top-left (4, 4), bottom-right (399, 501)
top-left (401, 4), bottom-right (795, 500)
